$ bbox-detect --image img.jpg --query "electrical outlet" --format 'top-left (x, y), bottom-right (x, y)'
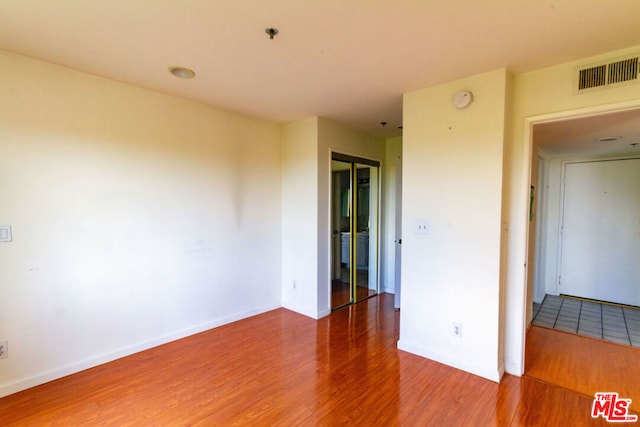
top-left (452, 323), bottom-right (462, 338)
top-left (0, 341), bottom-right (7, 359)
top-left (416, 220), bottom-right (429, 235)
top-left (0, 225), bottom-right (11, 242)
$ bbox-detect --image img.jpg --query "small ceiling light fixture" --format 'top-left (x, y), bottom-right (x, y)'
top-left (168, 66), bottom-right (196, 79)
top-left (265, 27), bottom-right (279, 39)
top-left (594, 136), bottom-right (622, 143)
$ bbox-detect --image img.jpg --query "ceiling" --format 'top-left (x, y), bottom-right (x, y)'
top-left (534, 108), bottom-right (640, 158)
top-left (1, 1), bottom-right (640, 140)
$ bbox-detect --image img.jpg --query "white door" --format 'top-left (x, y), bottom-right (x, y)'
top-left (559, 158), bottom-right (640, 306)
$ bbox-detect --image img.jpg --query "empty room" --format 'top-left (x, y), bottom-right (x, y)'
top-left (1, 1), bottom-right (640, 424)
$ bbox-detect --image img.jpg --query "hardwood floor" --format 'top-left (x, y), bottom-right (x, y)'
top-left (330, 280), bottom-right (377, 308)
top-left (1, 295), bottom-right (637, 425)
top-left (526, 325), bottom-right (640, 412)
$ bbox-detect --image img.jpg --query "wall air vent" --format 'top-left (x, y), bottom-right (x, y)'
top-left (608, 57), bottom-right (638, 84)
top-left (576, 54), bottom-right (639, 92)
top-left (579, 65), bottom-right (607, 90)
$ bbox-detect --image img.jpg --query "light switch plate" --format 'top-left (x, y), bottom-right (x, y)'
top-left (0, 225), bottom-right (12, 242)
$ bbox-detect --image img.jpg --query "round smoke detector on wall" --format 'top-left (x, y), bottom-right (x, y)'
top-left (453, 91), bottom-right (473, 109)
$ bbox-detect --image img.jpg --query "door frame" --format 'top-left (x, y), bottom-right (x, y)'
top-left (517, 99), bottom-right (640, 375)
top-left (394, 153), bottom-right (402, 309)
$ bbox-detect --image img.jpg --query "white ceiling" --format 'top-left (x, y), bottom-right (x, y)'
top-left (1, 1), bottom-right (640, 139)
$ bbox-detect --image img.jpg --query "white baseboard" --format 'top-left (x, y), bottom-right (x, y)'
top-left (498, 363), bottom-right (505, 380)
top-left (382, 285), bottom-right (396, 294)
top-left (281, 300), bottom-right (320, 319)
top-left (504, 359), bottom-right (523, 377)
top-left (317, 308), bottom-right (331, 319)
top-left (397, 339), bottom-right (502, 383)
top-left (0, 303), bottom-right (280, 398)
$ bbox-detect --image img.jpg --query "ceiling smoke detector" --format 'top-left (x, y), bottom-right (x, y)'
top-left (453, 91), bottom-right (473, 109)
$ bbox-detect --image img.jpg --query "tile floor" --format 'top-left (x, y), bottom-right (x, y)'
top-left (532, 295), bottom-right (640, 347)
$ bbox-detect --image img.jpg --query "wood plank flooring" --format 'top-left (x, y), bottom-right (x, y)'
top-left (1, 295), bottom-right (637, 425)
top-left (526, 325), bottom-right (640, 412)
top-left (330, 281), bottom-right (377, 309)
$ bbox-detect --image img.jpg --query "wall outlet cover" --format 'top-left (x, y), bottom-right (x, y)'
top-left (452, 323), bottom-right (462, 338)
top-left (0, 225), bottom-right (11, 242)
top-left (416, 220), bottom-right (429, 235)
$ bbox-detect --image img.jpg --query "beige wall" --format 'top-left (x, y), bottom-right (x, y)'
top-left (399, 69), bottom-right (509, 381)
top-left (318, 118), bottom-right (386, 313)
top-left (281, 117), bottom-right (385, 318)
top-left (281, 118), bottom-right (320, 317)
top-left (400, 45), bottom-right (640, 381)
top-left (3, 40), bottom-right (639, 398)
top-left (0, 51), bottom-right (283, 396)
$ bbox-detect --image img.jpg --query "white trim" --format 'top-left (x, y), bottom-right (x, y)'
top-left (281, 300), bottom-right (322, 320)
top-left (533, 156), bottom-right (547, 305)
top-left (397, 340), bottom-right (502, 383)
top-left (317, 308), bottom-right (332, 319)
top-left (556, 160), bottom-right (568, 298)
top-left (0, 303), bottom-right (281, 398)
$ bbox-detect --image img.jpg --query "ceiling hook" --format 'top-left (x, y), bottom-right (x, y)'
top-left (265, 28), bottom-right (279, 39)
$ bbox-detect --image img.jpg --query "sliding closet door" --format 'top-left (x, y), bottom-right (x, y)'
top-left (331, 159), bottom-right (353, 309)
top-left (354, 162), bottom-right (379, 303)
top-left (331, 154), bottom-right (380, 310)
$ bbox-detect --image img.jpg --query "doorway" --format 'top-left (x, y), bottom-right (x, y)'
top-left (523, 104), bottom-right (640, 375)
top-left (331, 153), bottom-right (380, 310)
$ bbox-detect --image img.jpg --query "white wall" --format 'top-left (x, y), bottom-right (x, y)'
top-left (399, 69), bottom-right (508, 382)
top-left (0, 51), bottom-right (282, 397)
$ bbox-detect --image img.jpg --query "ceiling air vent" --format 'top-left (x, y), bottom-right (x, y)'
top-left (577, 55), bottom-right (639, 92)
